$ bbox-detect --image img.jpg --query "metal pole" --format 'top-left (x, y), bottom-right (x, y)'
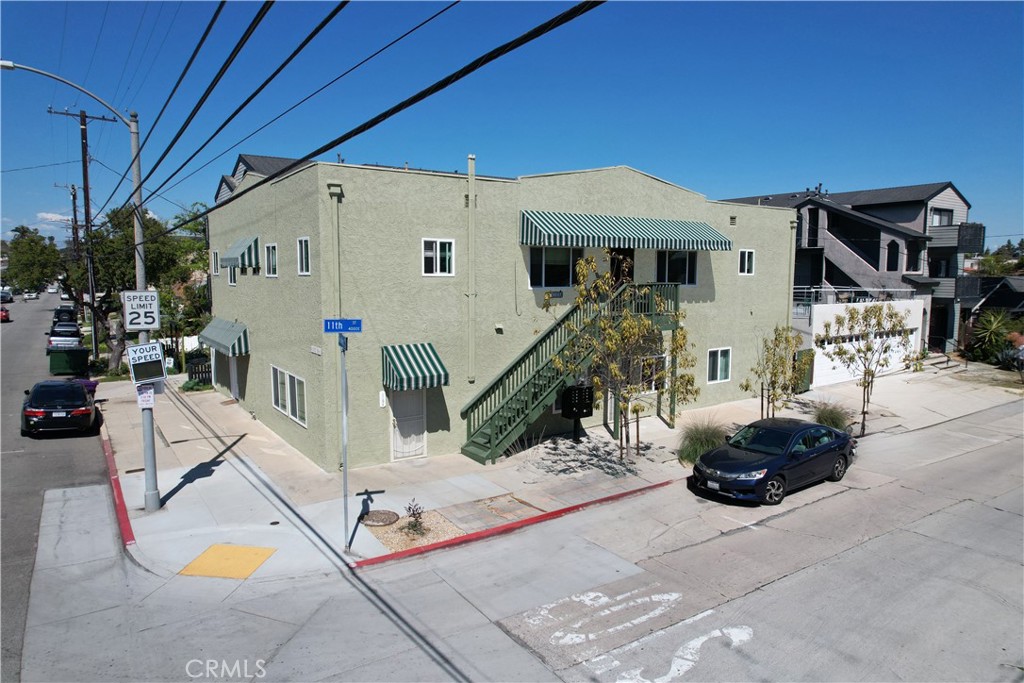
top-left (130, 112), bottom-right (160, 512)
top-left (339, 333), bottom-right (350, 550)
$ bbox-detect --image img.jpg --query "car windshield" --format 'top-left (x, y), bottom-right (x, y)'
top-left (31, 384), bottom-right (87, 407)
top-left (728, 425), bottom-right (793, 455)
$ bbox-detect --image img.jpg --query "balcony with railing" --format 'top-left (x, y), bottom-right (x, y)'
top-left (792, 286), bottom-right (915, 320)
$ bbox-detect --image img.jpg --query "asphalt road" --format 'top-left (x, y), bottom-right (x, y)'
top-left (0, 293), bottom-right (108, 683)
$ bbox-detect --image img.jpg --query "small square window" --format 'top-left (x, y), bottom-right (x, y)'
top-left (423, 239), bottom-right (454, 276)
top-left (739, 250), bottom-right (755, 275)
top-left (932, 209), bottom-right (954, 227)
top-left (708, 348), bottom-right (731, 383)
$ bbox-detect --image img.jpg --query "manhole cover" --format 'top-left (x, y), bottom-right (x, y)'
top-left (362, 510), bottom-right (399, 527)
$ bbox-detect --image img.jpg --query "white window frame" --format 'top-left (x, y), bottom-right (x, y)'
top-left (297, 237), bottom-right (311, 276)
top-left (228, 266), bottom-right (237, 286)
top-left (211, 251), bottom-right (220, 276)
top-left (422, 238), bottom-right (454, 276)
top-left (739, 250), bottom-right (755, 276)
top-left (271, 365), bottom-right (307, 427)
top-left (707, 347), bottom-right (732, 384)
top-left (637, 354), bottom-right (667, 393)
top-left (265, 243), bottom-right (278, 278)
top-left (932, 208), bottom-right (954, 227)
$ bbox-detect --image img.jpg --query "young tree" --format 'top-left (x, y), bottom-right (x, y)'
top-left (813, 303), bottom-right (913, 436)
top-left (548, 249), bottom-right (698, 459)
top-left (740, 325), bottom-right (814, 418)
top-left (5, 226), bottom-right (62, 292)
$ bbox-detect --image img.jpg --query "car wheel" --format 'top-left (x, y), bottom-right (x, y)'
top-left (761, 476), bottom-right (786, 505)
top-left (827, 455), bottom-right (848, 482)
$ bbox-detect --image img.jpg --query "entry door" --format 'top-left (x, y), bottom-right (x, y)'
top-left (390, 389), bottom-right (426, 460)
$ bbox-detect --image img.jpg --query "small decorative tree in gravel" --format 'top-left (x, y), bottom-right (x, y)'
top-left (402, 499), bottom-right (426, 536)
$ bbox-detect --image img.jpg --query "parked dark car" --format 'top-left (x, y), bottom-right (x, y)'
top-left (691, 418), bottom-right (857, 505)
top-left (21, 379), bottom-right (98, 437)
top-left (52, 303), bottom-right (78, 324)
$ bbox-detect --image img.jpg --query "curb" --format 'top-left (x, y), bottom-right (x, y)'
top-left (101, 427), bottom-right (136, 547)
top-left (353, 479), bottom-right (675, 568)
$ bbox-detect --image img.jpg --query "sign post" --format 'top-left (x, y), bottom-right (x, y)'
top-left (324, 319), bottom-right (362, 551)
top-left (126, 339), bottom-right (165, 510)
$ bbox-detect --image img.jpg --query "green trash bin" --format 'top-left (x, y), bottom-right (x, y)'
top-left (49, 347), bottom-right (90, 376)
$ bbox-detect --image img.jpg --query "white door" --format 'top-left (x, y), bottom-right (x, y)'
top-left (390, 389), bottom-right (426, 460)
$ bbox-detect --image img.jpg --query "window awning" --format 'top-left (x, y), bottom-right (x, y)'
top-left (220, 236), bottom-right (260, 268)
top-left (381, 343), bottom-right (449, 391)
top-left (520, 210), bottom-right (732, 251)
top-left (199, 317), bottom-right (250, 357)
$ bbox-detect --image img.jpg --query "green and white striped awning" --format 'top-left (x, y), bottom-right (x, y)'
top-left (381, 343), bottom-right (449, 391)
top-left (199, 317), bottom-right (250, 357)
top-left (520, 210), bottom-right (732, 251)
top-left (220, 236), bottom-right (260, 268)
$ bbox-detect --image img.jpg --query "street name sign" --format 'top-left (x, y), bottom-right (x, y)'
top-left (122, 290), bottom-right (161, 331)
top-left (126, 342), bottom-right (167, 385)
top-left (323, 318), bottom-right (362, 333)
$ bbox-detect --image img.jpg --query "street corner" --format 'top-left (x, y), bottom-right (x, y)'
top-left (179, 543), bottom-right (276, 580)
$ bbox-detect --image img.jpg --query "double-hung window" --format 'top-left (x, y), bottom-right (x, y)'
top-left (708, 348), bottom-right (731, 383)
top-left (297, 237), bottom-right (311, 276)
top-left (211, 251), bottom-right (220, 276)
top-left (272, 366), bottom-right (307, 426)
top-left (529, 247), bottom-right (583, 288)
top-left (932, 209), bottom-right (953, 227)
top-left (265, 244), bottom-right (278, 277)
top-left (739, 250), bottom-right (755, 275)
top-left (423, 239), bottom-right (454, 276)
top-left (657, 251), bottom-right (697, 285)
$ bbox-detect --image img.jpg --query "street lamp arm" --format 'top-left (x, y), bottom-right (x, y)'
top-left (1, 60), bottom-right (130, 127)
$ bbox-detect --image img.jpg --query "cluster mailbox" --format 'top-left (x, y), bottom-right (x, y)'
top-left (561, 385), bottom-right (594, 420)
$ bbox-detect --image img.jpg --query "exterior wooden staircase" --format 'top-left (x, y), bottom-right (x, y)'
top-left (459, 283), bottom-right (679, 464)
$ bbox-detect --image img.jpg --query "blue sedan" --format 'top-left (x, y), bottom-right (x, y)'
top-left (692, 418), bottom-right (857, 505)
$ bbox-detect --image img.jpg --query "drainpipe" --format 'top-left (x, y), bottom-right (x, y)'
top-left (466, 154), bottom-right (477, 383)
top-left (788, 218), bottom-right (797, 329)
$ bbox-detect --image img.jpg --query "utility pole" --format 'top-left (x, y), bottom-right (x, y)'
top-left (49, 107), bottom-right (116, 360)
top-left (67, 184), bottom-right (81, 261)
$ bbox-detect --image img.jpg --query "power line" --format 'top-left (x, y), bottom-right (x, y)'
top-left (90, 156), bottom-right (194, 213)
top-left (135, 1), bottom-right (274, 193)
top-left (93, 1), bottom-right (227, 218)
top-left (140, 1), bottom-right (349, 208)
top-left (1, 160), bottom-right (79, 174)
top-left (160, 0), bottom-right (461, 198)
top-left (146, 0), bottom-right (605, 245)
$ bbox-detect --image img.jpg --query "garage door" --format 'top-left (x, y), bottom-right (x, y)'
top-left (813, 329), bottom-right (918, 388)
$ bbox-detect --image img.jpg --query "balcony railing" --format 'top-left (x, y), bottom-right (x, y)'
top-left (792, 286), bottom-right (916, 319)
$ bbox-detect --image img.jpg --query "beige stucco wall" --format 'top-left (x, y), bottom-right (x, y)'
top-left (207, 162), bottom-right (796, 471)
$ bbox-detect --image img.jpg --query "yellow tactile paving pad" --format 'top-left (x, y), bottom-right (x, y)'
top-left (179, 544), bottom-right (276, 579)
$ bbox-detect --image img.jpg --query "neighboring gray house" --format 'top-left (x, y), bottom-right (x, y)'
top-left (725, 182), bottom-right (985, 354)
top-left (202, 155), bottom-right (796, 471)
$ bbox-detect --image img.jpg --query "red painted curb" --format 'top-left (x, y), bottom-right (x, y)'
top-left (102, 436), bottom-right (136, 547)
top-left (353, 479), bottom-right (675, 568)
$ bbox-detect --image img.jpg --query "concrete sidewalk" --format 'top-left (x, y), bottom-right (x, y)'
top-left (98, 358), bottom-right (1022, 580)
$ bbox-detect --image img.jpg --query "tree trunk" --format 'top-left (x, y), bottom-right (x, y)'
top-left (635, 412), bottom-right (641, 459)
top-left (106, 317), bottom-right (126, 371)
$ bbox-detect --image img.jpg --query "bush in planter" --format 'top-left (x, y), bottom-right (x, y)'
top-left (181, 379), bottom-right (213, 392)
top-left (678, 417), bottom-right (728, 465)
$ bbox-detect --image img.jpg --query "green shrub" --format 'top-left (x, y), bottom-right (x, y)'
top-left (181, 379), bottom-right (212, 392)
top-left (678, 417), bottom-right (728, 465)
top-left (813, 401), bottom-right (854, 431)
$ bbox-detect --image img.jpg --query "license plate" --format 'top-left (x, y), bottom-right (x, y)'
top-left (52, 411), bottom-right (66, 417)
top-left (707, 480), bottom-right (720, 491)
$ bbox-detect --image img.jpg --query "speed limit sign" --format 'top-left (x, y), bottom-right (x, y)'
top-left (122, 290), bottom-right (161, 331)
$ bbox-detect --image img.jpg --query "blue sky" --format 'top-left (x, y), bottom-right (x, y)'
top-left (2, 1), bottom-right (1021, 250)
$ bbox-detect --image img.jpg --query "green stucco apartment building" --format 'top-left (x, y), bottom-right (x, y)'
top-left (202, 155), bottom-right (795, 471)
